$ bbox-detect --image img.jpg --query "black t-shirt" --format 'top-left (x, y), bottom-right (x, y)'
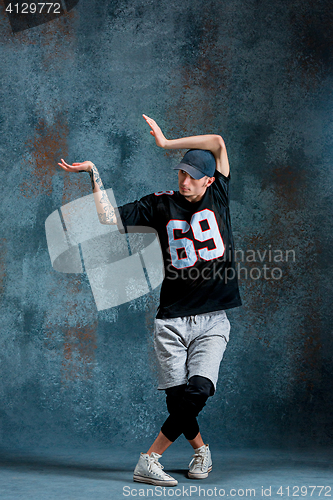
top-left (117, 170), bottom-right (242, 318)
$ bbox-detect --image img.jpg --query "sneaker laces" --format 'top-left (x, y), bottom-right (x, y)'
top-left (189, 450), bottom-right (205, 470)
top-left (147, 453), bottom-right (164, 474)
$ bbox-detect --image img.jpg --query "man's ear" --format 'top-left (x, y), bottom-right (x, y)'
top-left (206, 176), bottom-right (215, 187)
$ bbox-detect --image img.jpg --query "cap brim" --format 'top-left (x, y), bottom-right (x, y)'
top-left (173, 163), bottom-right (205, 180)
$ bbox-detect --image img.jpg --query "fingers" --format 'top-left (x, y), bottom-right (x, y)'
top-left (142, 114), bottom-right (156, 126)
top-left (59, 158), bottom-right (73, 168)
top-left (58, 159), bottom-right (82, 171)
top-left (143, 115), bottom-right (160, 138)
top-left (143, 114), bottom-right (151, 126)
top-left (58, 159), bottom-right (68, 168)
top-left (60, 159), bottom-right (84, 168)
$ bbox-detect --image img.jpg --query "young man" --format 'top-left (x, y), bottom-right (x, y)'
top-left (58, 115), bottom-right (241, 486)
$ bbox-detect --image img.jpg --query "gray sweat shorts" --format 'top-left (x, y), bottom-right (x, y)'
top-left (154, 310), bottom-right (230, 391)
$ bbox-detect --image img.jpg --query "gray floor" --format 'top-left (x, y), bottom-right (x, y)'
top-left (0, 443), bottom-right (332, 499)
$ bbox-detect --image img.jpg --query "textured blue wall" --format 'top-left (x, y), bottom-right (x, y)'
top-left (0, 0), bottom-right (332, 452)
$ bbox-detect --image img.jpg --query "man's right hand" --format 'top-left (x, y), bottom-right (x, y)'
top-left (142, 115), bottom-right (167, 148)
top-left (58, 159), bottom-right (94, 173)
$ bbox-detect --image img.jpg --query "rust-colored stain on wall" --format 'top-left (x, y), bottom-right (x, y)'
top-left (44, 273), bottom-right (98, 383)
top-left (240, 160), bottom-right (322, 395)
top-left (21, 117), bottom-right (69, 199)
top-left (22, 9), bottom-right (98, 382)
top-left (166, 11), bottom-right (231, 140)
top-left (62, 323), bottom-right (98, 381)
top-left (59, 276), bottom-right (97, 384)
top-left (18, 9), bottom-right (79, 198)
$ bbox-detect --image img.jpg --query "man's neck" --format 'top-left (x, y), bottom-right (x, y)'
top-left (183, 189), bottom-right (207, 203)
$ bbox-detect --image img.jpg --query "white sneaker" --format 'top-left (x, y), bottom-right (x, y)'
top-left (188, 444), bottom-right (212, 479)
top-left (133, 452), bottom-right (178, 486)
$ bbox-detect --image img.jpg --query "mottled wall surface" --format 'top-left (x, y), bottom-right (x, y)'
top-left (0, 0), bottom-right (332, 452)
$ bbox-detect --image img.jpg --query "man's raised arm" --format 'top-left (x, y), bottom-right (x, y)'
top-left (142, 114), bottom-right (230, 177)
top-left (58, 160), bottom-right (117, 225)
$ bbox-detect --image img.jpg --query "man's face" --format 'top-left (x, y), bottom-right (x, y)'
top-left (178, 170), bottom-right (215, 203)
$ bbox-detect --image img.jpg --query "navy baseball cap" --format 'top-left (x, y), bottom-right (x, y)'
top-left (173, 149), bottom-right (216, 180)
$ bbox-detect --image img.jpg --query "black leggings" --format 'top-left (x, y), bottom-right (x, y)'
top-left (161, 375), bottom-right (214, 442)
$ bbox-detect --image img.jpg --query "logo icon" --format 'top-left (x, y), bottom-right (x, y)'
top-left (45, 189), bottom-right (164, 311)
